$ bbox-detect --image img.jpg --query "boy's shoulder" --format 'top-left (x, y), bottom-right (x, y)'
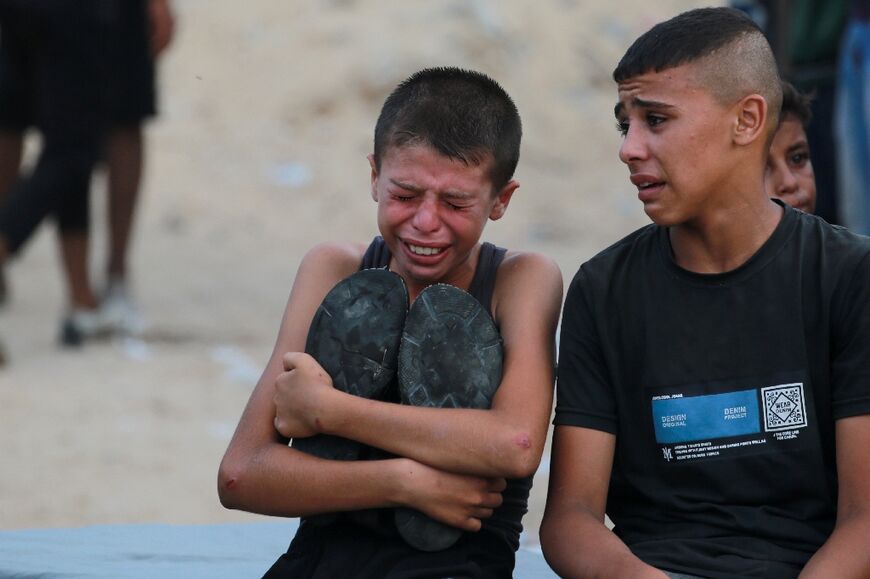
top-left (297, 241), bottom-right (371, 284)
top-left (796, 211), bottom-right (870, 261)
top-left (500, 247), bottom-right (560, 273)
top-left (304, 240), bottom-right (370, 263)
top-left (497, 248), bottom-right (562, 288)
top-left (574, 223), bottom-right (660, 284)
top-left (492, 248), bottom-right (563, 317)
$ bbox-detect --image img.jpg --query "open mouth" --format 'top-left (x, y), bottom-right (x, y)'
top-left (407, 243), bottom-right (445, 257)
top-left (637, 180), bottom-right (663, 190)
top-left (630, 173), bottom-right (664, 193)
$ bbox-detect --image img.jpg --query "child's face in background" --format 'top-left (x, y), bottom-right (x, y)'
top-left (765, 115), bottom-right (816, 214)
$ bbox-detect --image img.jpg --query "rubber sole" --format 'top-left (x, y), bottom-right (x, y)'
top-left (292, 268), bottom-right (408, 462)
top-left (394, 283), bottom-right (503, 552)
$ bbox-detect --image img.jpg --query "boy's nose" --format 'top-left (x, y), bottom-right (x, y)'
top-left (412, 199), bottom-right (440, 232)
top-left (618, 126), bottom-right (647, 165)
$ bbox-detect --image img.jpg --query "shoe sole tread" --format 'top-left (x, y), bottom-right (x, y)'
top-left (293, 268), bottom-right (407, 463)
top-left (395, 283), bottom-right (503, 552)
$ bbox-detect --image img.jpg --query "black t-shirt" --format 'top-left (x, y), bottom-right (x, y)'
top-left (555, 203), bottom-right (870, 579)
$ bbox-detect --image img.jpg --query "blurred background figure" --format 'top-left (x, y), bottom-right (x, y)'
top-left (0, 0), bottom-right (111, 347)
top-left (765, 81), bottom-right (817, 214)
top-left (97, 0), bottom-right (174, 339)
top-left (733, 0), bottom-right (847, 225)
top-left (834, 0), bottom-right (870, 235)
top-left (0, 0), bottom-right (173, 348)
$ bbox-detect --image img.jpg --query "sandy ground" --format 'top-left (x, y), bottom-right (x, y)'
top-left (0, 0), bottom-right (717, 549)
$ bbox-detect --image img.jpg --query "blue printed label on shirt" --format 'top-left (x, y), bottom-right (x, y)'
top-left (652, 389), bottom-right (760, 443)
top-left (650, 379), bottom-right (814, 465)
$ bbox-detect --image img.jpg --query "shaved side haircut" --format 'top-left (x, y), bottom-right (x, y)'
top-left (613, 7), bottom-right (782, 131)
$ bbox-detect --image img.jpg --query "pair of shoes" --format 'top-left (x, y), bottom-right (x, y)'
top-left (59, 279), bottom-right (145, 347)
top-left (293, 269), bottom-right (503, 551)
top-left (60, 307), bottom-right (115, 347)
top-left (100, 278), bottom-right (145, 336)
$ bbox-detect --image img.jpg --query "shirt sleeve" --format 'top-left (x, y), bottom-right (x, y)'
top-left (831, 250), bottom-right (870, 420)
top-left (554, 266), bottom-right (618, 434)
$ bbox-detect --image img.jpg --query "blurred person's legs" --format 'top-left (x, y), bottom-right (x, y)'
top-left (54, 147), bottom-right (109, 346)
top-left (0, 133), bottom-right (23, 196)
top-left (0, 7), bottom-right (34, 304)
top-left (835, 17), bottom-right (870, 234)
top-left (99, 0), bottom-right (158, 334)
top-left (106, 127), bottom-right (142, 283)
top-left (0, 132), bottom-right (23, 303)
top-left (99, 126), bottom-right (145, 334)
top-left (0, 134), bottom-right (102, 311)
top-left (0, 85), bottom-right (25, 363)
top-left (0, 1), bottom-right (111, 345)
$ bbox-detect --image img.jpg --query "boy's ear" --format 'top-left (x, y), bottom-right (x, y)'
top-left (733, 94), bottom-right (768, 146)
top-left (489, 180), bottom-right (519, 221)
top-left (367, 154), bottom-right (379, 202)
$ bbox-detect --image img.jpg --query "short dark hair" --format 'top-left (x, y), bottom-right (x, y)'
top-left (373, 67), bottom-right (522, 192)
top-left (613, 7), bottom-right (782, 125)
top-left (780, 80), bottom-right (813, 127)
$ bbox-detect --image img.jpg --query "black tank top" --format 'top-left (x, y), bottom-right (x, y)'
top-left (361, 236), bottom-right (532, 553)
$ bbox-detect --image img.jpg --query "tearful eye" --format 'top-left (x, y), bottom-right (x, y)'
top-left (616, 121), bottom-right (629, 136)
top-left (647, 114), bottom-right (665, 128)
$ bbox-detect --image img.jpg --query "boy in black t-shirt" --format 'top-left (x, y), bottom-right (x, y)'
top-left (541, 7), bottom-right (870, 579)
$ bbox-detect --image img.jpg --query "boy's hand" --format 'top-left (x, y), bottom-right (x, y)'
top-left (273, 352), bottom-right (335, 439)
top-left (396, 458), bottom-right (506, 531)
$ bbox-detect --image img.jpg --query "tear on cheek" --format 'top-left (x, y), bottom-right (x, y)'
top-left (513, 434), bottom-right (531, 449)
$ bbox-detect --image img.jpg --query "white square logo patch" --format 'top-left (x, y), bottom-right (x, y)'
top-left (762, 383), bottom-right (807, 431)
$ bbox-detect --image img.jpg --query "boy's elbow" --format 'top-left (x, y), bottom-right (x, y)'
top-left (539, 509), bottom-right (570, 558)
top-left (217, 457), bottom-right (246, 510)
top-left (506, 452), bottom-right (541, 479)
top-left (499, 433), bottom-right (542, 479)
top-left (539, 517), bottom-right (557, 562)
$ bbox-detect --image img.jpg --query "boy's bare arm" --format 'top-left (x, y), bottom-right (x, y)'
top-left (799, 414), bottom-right (870, 578)
top-left (217, 243), bottom-right (502, 527)
top-left (221, 396), bottom-right (502, 529)
top-left (540, 426), bottom-right (668, 579)
top-left (147, 0), bottom-right (174, 57)
top-left (274, 251), bottom-right (563, 479)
